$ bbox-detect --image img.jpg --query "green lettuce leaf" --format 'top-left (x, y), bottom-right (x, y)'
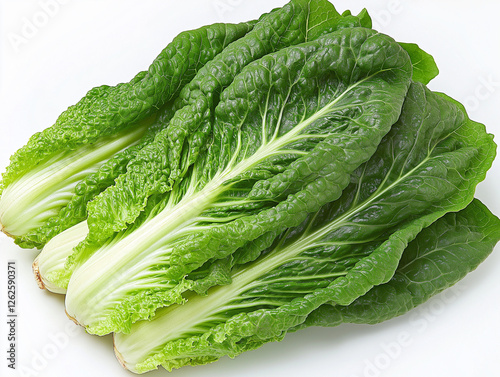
top-left (84, 1), bottom-right (437, 246)
top-left (341, 10), bottom-right (439, 86)
top-left (35, 0), bottom-right (349, 294)
top-left (294, 199), bottom-right (500, 328)
top-left (1, 21), bottom-right (254, 189)
top-left (34, 1), bottom-right (375, 294)
top-left (399, 42), bottom-right (439, 85)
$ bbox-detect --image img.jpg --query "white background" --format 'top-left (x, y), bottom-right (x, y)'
top-left (0, 1), bottom-right (499, 377)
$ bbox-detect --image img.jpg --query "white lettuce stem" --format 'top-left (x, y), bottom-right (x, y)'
top-left (34, 220), bottom-right (89, 294)
top-left (0, 121), bottom-right (150, 237)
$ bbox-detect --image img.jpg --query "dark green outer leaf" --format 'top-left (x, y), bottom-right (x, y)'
top-left (196, 84), bottom-right (497, 304)
top-left (294, 199), bottom-right (500, 328)
top-left (343, 9), bottom-right (439, 86)
top-left (399, 42), bottom-right (439, 85)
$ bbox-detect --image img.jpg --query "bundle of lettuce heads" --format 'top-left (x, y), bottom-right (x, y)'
top-left (0, 1), bottom-right (498, 374)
